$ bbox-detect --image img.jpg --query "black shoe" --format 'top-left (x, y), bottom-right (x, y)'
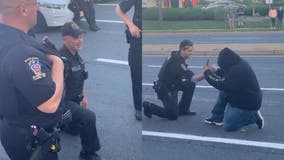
top-left (135, 110), bottom-right (142, 121)
top-left (142, 101), bottom-right (152, 118)
top-left (204, 117), bottom-right (223, 126)
top-left (80, 152), bottom-right (102, 160)
top-left (256, 111), bottom-right (264, 129)
top-left (179, 111), bottom-right (196, 116)
top-left (89, 26), bottom-right (101, 32)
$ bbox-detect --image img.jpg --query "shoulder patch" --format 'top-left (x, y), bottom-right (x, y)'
top-left (25, 57), bottom-right (46, 80)
top-left (181, 64), bottom-right (187, 71)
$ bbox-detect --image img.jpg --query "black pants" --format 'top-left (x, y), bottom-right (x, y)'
top-left (128, 38), bottom-right (142, 111)
top-left (0, 121), bottom-right (58, 160)
top-left (73, 0), bottom-right (97, 29)
top-left (63, 101), bottom-right (100, 153)
top-left (148, 81), bottom-right (196, 120)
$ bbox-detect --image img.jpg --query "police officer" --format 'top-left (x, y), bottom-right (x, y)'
top-left (69, 0), bottom-right (100, 31)
top-left (0, 0), bottom-right (64, 159)
top-left (116, 0), bottom-right (142, 121)
top-left (59, 22), bottom-right (101, 160)
top-left (143, 40), bottom-right (205, 120)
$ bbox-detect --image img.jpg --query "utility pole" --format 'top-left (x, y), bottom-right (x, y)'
top-left (158, 0), bottom-right (164, 27)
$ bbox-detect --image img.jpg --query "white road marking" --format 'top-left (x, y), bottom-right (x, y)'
top-left (94, 58), bottom-right (284, 92)
top-left (96, 19), bottom-right (124, 23)
top-left (81, 19), bottom-right (123, 23)
top-left (96, 3), bottom-right (117, 6)
top-left (142, 130), bottom-right (284, 150)
top-left (148, 65), bottom-right (202, 69)
top-left (142, 83), bottom-right (284, 91)
top-left (95, 58), bottom-right (128, 65)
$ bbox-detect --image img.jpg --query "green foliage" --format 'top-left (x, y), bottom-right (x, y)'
top-left (246, 4), bottom-right (270, 16)
top-left (142, 7), bottom-right (227, 21)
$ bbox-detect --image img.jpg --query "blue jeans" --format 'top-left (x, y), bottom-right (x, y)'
top-left (223, 105), bottom-right (259, 131)
top-left (211, 91), bottom-right (259, 131)
top-left (210, 91), bottom-right (227, 121)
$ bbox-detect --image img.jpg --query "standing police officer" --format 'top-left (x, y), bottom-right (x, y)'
top-left (116, 0), bottom-right (142, 121)
top-left (0, 0), bottom-right (64, 159)
top-left (59, 22), bottom-right (102, 160)
top-left (69, 0), bottom-right (100, 31)
top-left (143, 40), bottom-right (204, 120)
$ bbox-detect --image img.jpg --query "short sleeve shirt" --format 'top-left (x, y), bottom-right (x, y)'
top-left (0, 23), bottom-right (59, 127)
top-left (158, 51), bottom-right (194, 86)
top-left (119, 0), bottom-right (142, 29)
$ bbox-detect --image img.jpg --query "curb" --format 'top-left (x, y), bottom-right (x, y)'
top-left (143, 43), bottom-right (284, 55)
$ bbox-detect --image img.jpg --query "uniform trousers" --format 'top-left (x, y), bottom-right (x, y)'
top-left (63, 101), bottom-right (100, 153)
top-left (128, 37), bottom-right (142, 112)
top-left (148, 80), bottom-right (196, 120)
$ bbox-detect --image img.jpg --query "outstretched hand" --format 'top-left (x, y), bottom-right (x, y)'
top-left (203, 59), bottom-right (217, 72)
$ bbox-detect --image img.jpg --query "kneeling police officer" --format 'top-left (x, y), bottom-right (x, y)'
top-left (143, 40), bottom-right (205, 120)
top-left (0, 0), bottom-right (64, 159)
top-left (59, 22), bottom-right (102, 160)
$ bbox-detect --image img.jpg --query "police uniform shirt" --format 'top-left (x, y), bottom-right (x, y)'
top-left (158, 51), bottom-right (194, 85)
top-left (119, 0), bottom-right (142, 30)
top-left (59, 46), bottom-right (85, 101)
top-left (0, 23), bottom-right (60, 128)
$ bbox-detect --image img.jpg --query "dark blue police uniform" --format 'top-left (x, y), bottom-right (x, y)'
top-left (119, 0), bottom-right (142, 115)
top-left (0, 23), bottom-right (61, 160)
top-left (143, 51), bottom-right (196, 120)
top-left (59, 46), bottom-right (101, 158)
top-left (69, 0), bottom-right (100, 31)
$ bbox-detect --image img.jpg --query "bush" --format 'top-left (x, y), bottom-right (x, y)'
top-left (245, 4), bottom-right (270, 16)
top-left (142, 7), bottom-right (227, 21)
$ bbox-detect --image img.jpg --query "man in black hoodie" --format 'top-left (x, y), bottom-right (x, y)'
top-left (143, 40), bottom-right (204, 120)
top-left (203, 48), bottom-right (264, 131)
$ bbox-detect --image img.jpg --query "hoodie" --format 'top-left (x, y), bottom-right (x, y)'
top-left (204, 48), bottom-right (262, 110)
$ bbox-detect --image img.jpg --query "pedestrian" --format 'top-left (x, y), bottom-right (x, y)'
top-left (237, 5), bottom-right (245, 27)
top-left (59, 22), bottom-right (102, 160)
top-left (277, 6), bottom-right (283, 28)
top-left (116, 0), bottom-right (142, 121)
top-left (203, 48), bottom-right (264, 132)
top-left (0, 0), bottom-right (64, 159)
top-left (69, 0), bottom-right (100, 31)
top-left (227, 7), bottom-right (235, 30)
top-left (269, 6), bottom-right (277, 30)
top-left (142, 40), bottom-right (205, 120)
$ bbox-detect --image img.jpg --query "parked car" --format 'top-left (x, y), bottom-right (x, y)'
top-left (201, 1), bottom-right (246, 9)
top-left (33, 0), bottom-right (74, 32)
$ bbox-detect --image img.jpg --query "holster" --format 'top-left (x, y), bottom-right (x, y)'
top-left (28, 126), bottom-right (61, 160)
top-left (125, 29), bottom-right (132, 44)
top-left (153, 81), bottom-right (168, 100)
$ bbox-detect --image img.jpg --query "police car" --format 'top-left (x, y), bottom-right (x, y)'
top-left (33, 0), bottom-right (74, 32)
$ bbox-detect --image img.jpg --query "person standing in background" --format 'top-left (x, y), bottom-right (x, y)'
top-left (116, 0), bottom-right (142, 121)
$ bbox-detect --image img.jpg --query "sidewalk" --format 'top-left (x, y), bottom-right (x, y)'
top-left (143, 43), bottom-right (284, 56)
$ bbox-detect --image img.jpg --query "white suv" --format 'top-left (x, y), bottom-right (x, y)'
top-left (33, 0), bottom-right (74, 32)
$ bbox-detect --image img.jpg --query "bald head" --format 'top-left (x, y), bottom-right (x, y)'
top-left (0, 0), bottom-right (22, 14)
top-left (0, 0), bottom-right (38, 32)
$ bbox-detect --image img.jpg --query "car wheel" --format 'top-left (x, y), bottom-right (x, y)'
top-left (33, 12), bottom-right (47, 33)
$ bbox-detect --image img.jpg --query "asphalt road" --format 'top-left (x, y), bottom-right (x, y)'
top-left (0, 1), bottom-right (141, 160)
top-left (1, 1), bottom-right (284, 159)
top-left (142, 55), bottom-right (284, 160)
top-left (143, 32), bottom-right (284, 44)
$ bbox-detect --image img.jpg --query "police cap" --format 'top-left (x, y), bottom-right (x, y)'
top-left (61, 22), bottom-right (85, 37)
